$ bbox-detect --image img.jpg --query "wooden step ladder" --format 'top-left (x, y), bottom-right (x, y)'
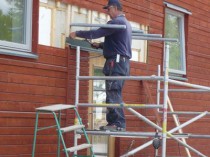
top-left (32, 104), bottom-right (95, 157)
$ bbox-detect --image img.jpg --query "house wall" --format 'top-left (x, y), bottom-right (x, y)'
top-left (0, 0), bottom-right (210, 157)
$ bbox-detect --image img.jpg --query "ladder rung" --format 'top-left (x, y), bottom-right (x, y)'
top-left (66, 144), bottom-right (92, 152)
top-left (60, 125), bottom-right (85, 133)
top-left (36, 104), bottom-right (75, 112)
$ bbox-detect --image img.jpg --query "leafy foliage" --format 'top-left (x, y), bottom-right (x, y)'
top-left (0, 0), bottom-right (25, 44)
top-left (165, 13), bottom-right (182, 70)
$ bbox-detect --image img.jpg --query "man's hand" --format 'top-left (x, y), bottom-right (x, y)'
top-left (69, 32), bottom-right (76, 39)
top-left (91, 42), bottom-right (100, 49)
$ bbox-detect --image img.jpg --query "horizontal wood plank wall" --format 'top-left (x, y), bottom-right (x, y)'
top-left (0, 45), bottom-right (69, 156)
top-left (166, 0), bottom-right (210, 156)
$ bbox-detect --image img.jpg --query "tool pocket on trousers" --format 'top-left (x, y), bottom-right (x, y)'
top-left (103, 59), bottom-right (115, 76)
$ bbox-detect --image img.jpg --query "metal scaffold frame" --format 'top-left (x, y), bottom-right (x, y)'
top-left (71, 23), bottom-right (210, 157)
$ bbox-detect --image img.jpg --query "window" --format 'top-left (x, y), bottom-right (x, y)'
top-left (88, 52), bottom-right (109, 157)
top-left (92, 67), bottom-right (108, 157)
top-left (165, 8), bottom-right (186, 75)
top-left (39, 0), bottom-right (67, 48)
top-left (130, 21), bottom-right (148, 63)
top-left (91, 11), bottom-right (109, 44)
top-left (0, 0), bottom-right (35, 58)
top-left (39, 6), bottom-right (52, 46)
top-left (71, 6), bottom-right (90, 33)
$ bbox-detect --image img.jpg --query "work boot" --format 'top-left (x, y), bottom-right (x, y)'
top-left (99, 125), bottom-right (126, 131)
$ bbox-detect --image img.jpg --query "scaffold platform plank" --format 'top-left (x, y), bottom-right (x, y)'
top-left (76, 130), bottom-right (189, 138)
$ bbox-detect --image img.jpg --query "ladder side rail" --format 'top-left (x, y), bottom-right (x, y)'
top-left (52, 112), bottom-right (69, 157)
top-left (32, 112), bottom-right (39, 157)
top-left (57, 110), bottom-right (61, 157)
top-left (74, 108), bottom-right (95, 156)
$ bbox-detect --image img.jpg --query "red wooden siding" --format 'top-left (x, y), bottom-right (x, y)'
top-left (0, 45), bottom-right (68, 156)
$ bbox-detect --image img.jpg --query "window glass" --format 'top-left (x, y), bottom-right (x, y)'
top-left (0, 0), bottom-right (33, 57)
top-left (92, 67), bottom-right (108, 157)
top-left (39, 6), bottom-right (52, 46)
top-left (165, 9), bottom-right (186, 74)
top-left (0, 0), bottom-right (25, 44)
top-left (54, 10), bottom-right (66, 48)
top-left (39, 0), bottom-right (67, 48)
top-left (130, 21), bottom-right (148, 63)
top-left (71, 6), bottom-right (89, 32)
top-left (91, 11), bottom-right (109, 43)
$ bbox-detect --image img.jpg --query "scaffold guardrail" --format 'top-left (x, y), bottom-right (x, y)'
top-left (70, 23), bottom-right (210, 157)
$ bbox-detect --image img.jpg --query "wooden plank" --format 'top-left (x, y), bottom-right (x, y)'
top-left (0, 58), bottom-right (67, 72)
top-left (0, 135), bottom-right (58, 145)
top-left (0, 64), bottom-right (67, 79)
top-left (0, 144), bottom-right (57, 155)
top-left (0, 82), bottom-right (66, 96)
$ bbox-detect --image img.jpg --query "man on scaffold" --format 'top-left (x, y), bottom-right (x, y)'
top-left (69, 0), bottom-right (132, 131)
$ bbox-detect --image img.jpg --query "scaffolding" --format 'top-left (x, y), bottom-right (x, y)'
top-left (69, 23), bottom-right (210, 157)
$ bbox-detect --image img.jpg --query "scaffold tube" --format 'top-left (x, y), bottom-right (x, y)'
top-left (132, 33), bottom-right (162, 37)
top-left (168, 79), bottom-right (210, 91)
top-left (167, 97), bottom-right (191, 157)
top-left (70, 23), bottom-right (126, 29)
top-left (78, 76), bottom-right (164, 80)
top-left (160, 89), bottom-right (210, 92)
top-left (159, 111), bottom-right (210, 115)
top-left (132, 36), bottom-right (178, 42)
top-left (77, 130), bottom-right (188, 138)
top-left (74, 46), bottom-right (80, 155)
top-left (123, 108), bottom-right (207, 157)
top-left (78, 103), bottom-right (163, 108)
top-left (157, 65), bottom-right (161, 112)
top-left (162, 45), bottom-right (170, 157)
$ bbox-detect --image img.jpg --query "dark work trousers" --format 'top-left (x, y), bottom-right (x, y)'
top-left (103, 56), bottom-right (130, 128)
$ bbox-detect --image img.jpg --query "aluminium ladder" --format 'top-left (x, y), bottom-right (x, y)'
top-left (32, 104), bottom-right (95, 157)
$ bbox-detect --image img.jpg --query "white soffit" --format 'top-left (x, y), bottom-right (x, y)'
top-left (164, 2), bottom-right (192, 15)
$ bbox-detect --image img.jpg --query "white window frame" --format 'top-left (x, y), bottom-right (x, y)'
top-left (165, 8), bottom-right (186, 75)
top-left (0, 0), bottom-right (36, 58)
top-left (130, 21), bottom-right (148, 63)
top-left (39, 6), bottom-right (52, 46)
top-left (39, 0), bottom-right (67, 49)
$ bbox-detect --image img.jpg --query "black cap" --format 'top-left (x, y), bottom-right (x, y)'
top-left (103, 0), bottom-right (122, 10)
